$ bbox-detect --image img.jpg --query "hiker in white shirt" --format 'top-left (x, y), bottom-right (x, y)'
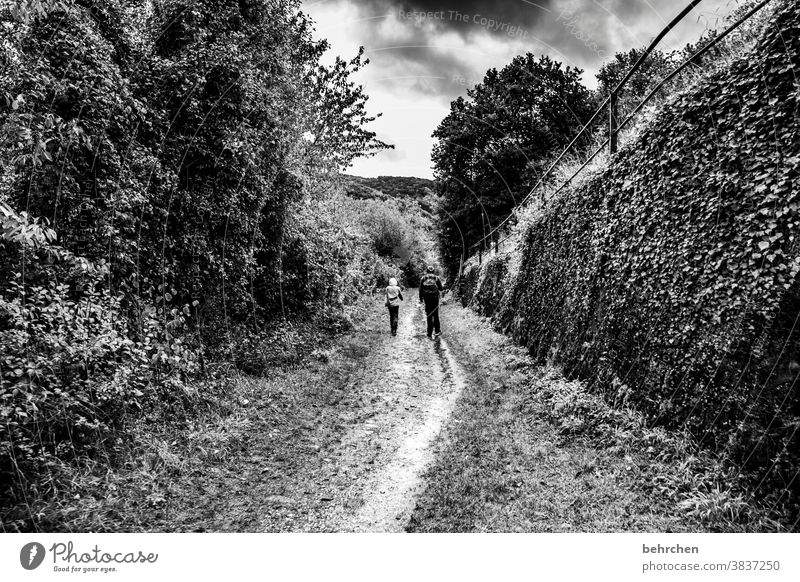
top-left (385, 277), bottom-right (404, 336)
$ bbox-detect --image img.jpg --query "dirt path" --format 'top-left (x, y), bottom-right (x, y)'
top-left (342, 306), bottom-right (469, 531)
top-left (152, 292), bottom-right (711, 532)
top-left (151, 292), bottom-right (472, 532)
top-left (257, 294), bottom-right (468, 532)
top-left (407, 304), bottom-right (712, 532)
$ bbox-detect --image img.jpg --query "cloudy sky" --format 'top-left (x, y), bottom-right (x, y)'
top-left (303, 0), bottom-right (743, 178)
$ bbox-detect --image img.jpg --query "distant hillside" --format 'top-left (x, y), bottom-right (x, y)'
top-left (343, 175), bottom-right (435, 201)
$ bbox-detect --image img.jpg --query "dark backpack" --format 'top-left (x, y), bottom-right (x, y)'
top-left (420, 274), bottom-right (439, 297)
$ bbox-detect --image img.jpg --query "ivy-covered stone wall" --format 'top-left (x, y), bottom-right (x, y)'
top-left (458, 263), bottom-right (482, 308)
top-left (492, 1), bottom-right (800, 493)
top-left (470, 254), bottom-right (509, 317)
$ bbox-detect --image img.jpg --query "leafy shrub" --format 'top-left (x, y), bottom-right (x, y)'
top-left (357, 201), bottom-right (407, 256)
top-left (136, 286), bottom-right (205, 390)
top-left (271, 187), bottom-right (441, 303)
top-left (0, 201), bottom-right (56, 249)
top-left (527, 367), bottom-right (777, 530)
top-left (457, 263), bottom-right (481, 307)
top-left (267, 187), bottom-right (380, 313)
top-left (0, 269), bottom-right (150, 507)
top-left (347, 196), bottom-right (440, 278)
top-left (0, 234), bottom-right (207, 527)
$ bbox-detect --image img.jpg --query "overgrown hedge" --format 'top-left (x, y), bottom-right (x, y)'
top-left (0, 0), bottom-right (395, 530)
top-left (491, 1), bottom-right (800, 505)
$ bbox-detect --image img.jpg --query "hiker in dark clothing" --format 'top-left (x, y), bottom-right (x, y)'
top-left (419, 266), bottom-right (444, 339)
top-left (385, 277), bottom-right (403, 336)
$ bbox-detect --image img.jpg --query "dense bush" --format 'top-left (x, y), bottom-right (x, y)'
top-left (458, 263), bottom-right (480, 308)
top-left (1, 0), bottom-right (389, 324)
top-left (0, 0), bottom-right (391, 530)
top-left (0, 267), bottom-right (147, 506)
top-left (485, 1), bottom-right (800, 509)
top-left (344, 195), bottom-right (442, 287)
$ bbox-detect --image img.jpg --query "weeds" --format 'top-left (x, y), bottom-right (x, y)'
top-left (526, 366), bottom-right (783, 531)
top-left (411, 305), bottom-right (786, 532)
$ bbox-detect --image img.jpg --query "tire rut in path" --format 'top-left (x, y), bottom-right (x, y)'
top-left (340, 303), bottom-right (467, 532)
top-left (259, 296), bottom-right (467, 532)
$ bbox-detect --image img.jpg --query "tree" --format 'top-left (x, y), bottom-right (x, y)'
top-left (300, 47), bottom-right (392, 171)
top-left (595, 47), bottom-right (677, 130)
top-left (432, 54), bottom-right (595, 271)
top-left (1, 0), bottom-right (391, 333)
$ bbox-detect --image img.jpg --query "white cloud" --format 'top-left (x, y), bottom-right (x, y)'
top-left (304, 0), bottom-right (743, 178)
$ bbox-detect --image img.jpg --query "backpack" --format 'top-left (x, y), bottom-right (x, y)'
top-left (385, 285), bottom-right (401, 307)
top-left (420, 274), bottom-right (439, 297)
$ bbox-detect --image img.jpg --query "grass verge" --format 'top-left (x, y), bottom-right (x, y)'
top-left (1, 298), bottom-right (378, 532)
top-left (407, 303), bottom-right (783, 532)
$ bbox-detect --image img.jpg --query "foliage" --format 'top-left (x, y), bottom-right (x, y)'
top-left (0, 269), bottom-right (148, 513)
top-left (0, 200), bottom-right (56, 248)
top-left (485, 0), bottom-right (800, 512)
top-left (299, 48), bottom-right (393, 170)
top-left (595, 47), bottom-right (676, 134)
top-left (0, 0), bottom-right (390, 321)
top-left (467, 254), bottom-right (508, 317)
top-left (594, 0), bottom-right (779, 153)
top-left (344, 175), bottom-right (435, 201)
top-left (431, 54), bottom-right (596, 272)
top-left (1, 0), bottom-right (149, 279)
top-left (140, 0), bottom-right (390, 324)
top-left (344, 195), bottom-right (441, 287)
top-left (0, 0), bottom-right (392, 530)
top-left (250, 171), bottom-right (440, 322)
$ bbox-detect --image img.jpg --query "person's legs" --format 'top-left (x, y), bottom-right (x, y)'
top-left (389, 306), bottom-right (399, 335)
top-left (423, 297), bottom-right (436, 337)
top-left (431, 299), bottom-right (441, 334)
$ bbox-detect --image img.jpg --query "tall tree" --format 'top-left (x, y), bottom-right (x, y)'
top-left (1, 0), bottom-right (390, 341)
top-left (432, 54), bottom-right (594, 271)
